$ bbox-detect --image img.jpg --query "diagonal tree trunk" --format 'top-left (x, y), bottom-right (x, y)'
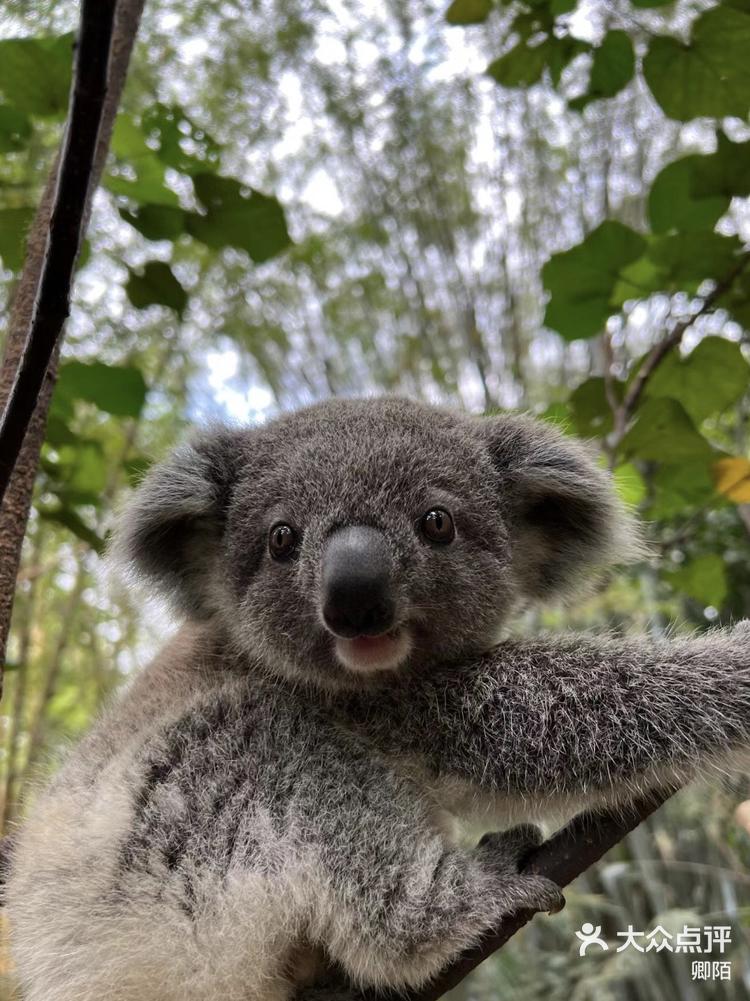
top-left (0, 0), bottom-right (147, 683)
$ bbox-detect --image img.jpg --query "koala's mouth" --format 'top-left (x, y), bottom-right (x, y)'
top-left (333, 627), bottom-right (412, 674)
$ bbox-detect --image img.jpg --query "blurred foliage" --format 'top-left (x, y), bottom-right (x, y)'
top-left (1, 0), bottom-right (750, 998)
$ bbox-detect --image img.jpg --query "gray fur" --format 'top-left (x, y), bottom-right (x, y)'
top-left (6, 396), bottom-right (749, 1001)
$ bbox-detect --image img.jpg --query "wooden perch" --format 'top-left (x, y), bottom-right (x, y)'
top-left (0, 0), bottom-right (118, 504)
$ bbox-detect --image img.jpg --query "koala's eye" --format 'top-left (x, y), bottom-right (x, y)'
top-left (269, 523), bottom-right (298, 560)
top-left (420, 508), bottom-right (455, 544)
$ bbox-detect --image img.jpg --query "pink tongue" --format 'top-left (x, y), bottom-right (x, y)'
top-left (350, 634), bottom-right (392, 652)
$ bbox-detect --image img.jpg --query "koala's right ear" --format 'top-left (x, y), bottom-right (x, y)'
top-left (110, 427), bottom-right (240, 619)
top-left (475, 413), bottom-right (644, 603)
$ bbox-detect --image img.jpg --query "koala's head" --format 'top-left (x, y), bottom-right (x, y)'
top-left (113, 397), bottom-right (639, 689)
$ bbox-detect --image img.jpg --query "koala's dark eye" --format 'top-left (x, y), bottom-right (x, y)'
top-left (420, 508), bottom-right (455, 544)
top-left (269, 523), bottom-right (298, 560)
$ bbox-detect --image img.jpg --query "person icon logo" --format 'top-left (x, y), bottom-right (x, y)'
top-left (576, 922), bottom-right (609, 956)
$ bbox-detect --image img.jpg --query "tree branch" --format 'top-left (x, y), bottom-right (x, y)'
top-left (0, 0), bottom-right (118, 504)
top-left (0, 0), bottom-right (146, 678)
top-left (610, 258), bottom-right (750, 449)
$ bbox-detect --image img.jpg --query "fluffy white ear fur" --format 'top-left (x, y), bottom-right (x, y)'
top-left (477, 414), bottom-right (645, 600)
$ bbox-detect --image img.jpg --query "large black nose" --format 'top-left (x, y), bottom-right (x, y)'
top-left (321, 526), bottom-right (395, 638)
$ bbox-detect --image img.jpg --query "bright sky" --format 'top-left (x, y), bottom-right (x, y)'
top-left (191, 5), bottom-right (496, 424)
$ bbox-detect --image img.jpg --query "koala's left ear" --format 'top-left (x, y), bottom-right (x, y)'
top-left (476, 414), bottom-right (643, 601)
top-left (110, 426), bottom-right (242, 619)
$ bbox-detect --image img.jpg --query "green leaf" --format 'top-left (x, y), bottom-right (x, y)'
top-left (446, 0), bottom-right (492, 25)
top-left (550, 0), bottom-right (578, 14)
top-left (141, 103), bottom-right (221, 175)
top-left (105, 113), bottom-right (179, 207)
top-left (40, 438), bottom-right (108, 506)
top-left (120, 204), bottom-right (186, 241)
top-left (0, 206), bottom-right (33, 271)
top-left (539, 401), bottom-right (572, 429)
top-left (613, 462), bottom-right (646, 507)
top-left (666, 553), bottom-right (727, 607)
top-left (38, 504), bottom-right (105, 553)
top-left (488, 34), bottom-right (590, 91)
top-left (0, 104), bottom-right (31, 152)
top-left (648, 156), bottom-right (728, 234)
top-left (47, 381), bottom-right (74, 424)
top-left (44, 415), bottom-right (78, 446)
top-left (644, 336), bottom-right (750, 423)
top-left (542, 221), bottom-right (647, 340)
top-left (644, 232), bottom-right (742, 294)
top-left (649, 134), bottom-right (750, 234)
top-left (0, 33), bottom-right (73, 117)
top-left (107, 168), bottom-right (180, 207)
top-left (509, 11), bottom-right (547, 41)
top-left (106, 165), bottom-right (179, 206)
top-left (717, 268), bottom-right (750, 329)
top-left (487, 40), bottom-right (550, 88)
top-left (620, 398), bottom-right (715, 462)
top-left (55, 442), bottom-right (107, 496)
top-left (186, 173), bottom-right (291, 263)
top-left (570, 30), bottom-right (634, 110)
top-left (126, 261), bottom-right (188, 317)
top-left (630, 0), bottom-right (673, 8)
top-left (569, 376), bottom-right (622, 436)
top-left (55, 361), bottom-right (148, 418)
top-left (690, 132), bottom-right (750, 201)
top-left (613, 234), bottom-right (742, 303)
top-left (590, 30), bottom-right (635, 97)
top-left (648, 461), bottom-right (716, 518)
top-left (123, 454), bottom-right (153, 486)
top-left (612, 253), bottom-right (665, 305)
top-left (548, 37), bottom-right (591, 88)
top-left (643, 6), bottom-right (750, 121)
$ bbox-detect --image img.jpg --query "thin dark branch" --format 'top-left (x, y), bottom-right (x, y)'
top-left (610, 256), bottom-right (750, 450)
top-left (0, 0), bottom-right (119, 504)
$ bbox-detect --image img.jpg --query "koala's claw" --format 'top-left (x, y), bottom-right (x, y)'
top-left (523, 873), bottom-right (566, 914)
top-left (497, 871), bottom-right (565, 918)
top-left (476, 826), bottom-right (565, 916)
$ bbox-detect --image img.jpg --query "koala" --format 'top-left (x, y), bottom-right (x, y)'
top-left (5, 396), bottom-right (750, 1001)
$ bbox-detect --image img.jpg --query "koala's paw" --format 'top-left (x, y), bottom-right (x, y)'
top-left (476, 825), bottom-right (565, 916)
top-left (477, 823), bottom-right (544, 871)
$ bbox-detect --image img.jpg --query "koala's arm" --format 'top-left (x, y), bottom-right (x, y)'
top-left (353, 624), bottom-right (750, 808)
